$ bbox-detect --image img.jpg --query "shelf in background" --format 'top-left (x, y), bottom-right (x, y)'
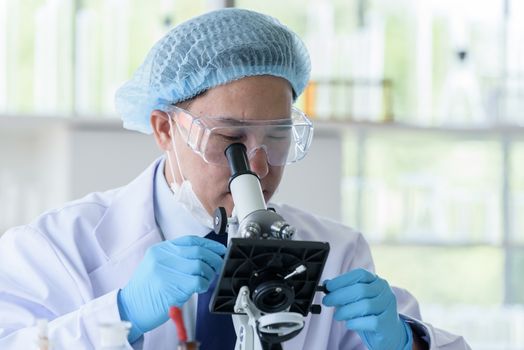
top-left (2, 114), bottom-right (524, 137)
top-left (312, 118), bottom-right (524, 136)
top-left (0, 114), bottom-right (123, 131)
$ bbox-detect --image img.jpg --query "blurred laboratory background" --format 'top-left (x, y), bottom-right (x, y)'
top-left (1, 0), bottom-right (524, 348)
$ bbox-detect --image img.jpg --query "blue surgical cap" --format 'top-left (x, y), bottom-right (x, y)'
top-left (115, 8), bottom-right (311, 134)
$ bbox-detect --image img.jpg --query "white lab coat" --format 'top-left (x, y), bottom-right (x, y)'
top-left (0, 158), bottom-right (470, 349)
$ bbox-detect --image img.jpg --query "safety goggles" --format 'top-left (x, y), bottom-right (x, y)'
top-left (166, 106), bottom-right (314, 167)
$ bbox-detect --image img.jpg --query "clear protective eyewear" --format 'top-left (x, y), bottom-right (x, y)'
top-left (166, 106), bottom-right (314, 167)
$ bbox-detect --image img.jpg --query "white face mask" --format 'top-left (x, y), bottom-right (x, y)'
top-left (168, 176), bottom-right (214, 229)
top-left (166, 116), bottom-right (214, 229)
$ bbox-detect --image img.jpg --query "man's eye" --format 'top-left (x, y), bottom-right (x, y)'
top-left (220, 134), bottom-right (243, 141)
top-left (268, 133), bottom-right (289, 140)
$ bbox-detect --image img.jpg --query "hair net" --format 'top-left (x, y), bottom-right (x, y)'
top-left (115, 8), bottom-right (311, 134)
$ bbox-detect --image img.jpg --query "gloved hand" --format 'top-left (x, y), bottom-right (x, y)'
top-left (322, 268), bottom-right (413, 350)
top-left (117, 235), bottom-right (227, 342)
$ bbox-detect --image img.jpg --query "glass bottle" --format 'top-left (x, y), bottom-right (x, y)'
top-left (177, 341), bottom-right (200, 350)
top-left (438, 49), bottom-right (487, 126)
top-left (35, 319), bottom-right (51, 350)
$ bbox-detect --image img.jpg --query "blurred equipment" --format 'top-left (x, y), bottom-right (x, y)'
top-left (438, 49), bottom-right (487, 126)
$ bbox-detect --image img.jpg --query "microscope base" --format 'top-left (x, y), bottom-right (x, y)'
top-left (232, 286), bottom-right (304, 350)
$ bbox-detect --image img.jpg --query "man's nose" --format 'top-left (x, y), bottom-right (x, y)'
top-left (248, 147), bottom-right (269, 179)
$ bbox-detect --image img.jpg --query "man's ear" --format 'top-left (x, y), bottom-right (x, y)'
top-left (151, 110), bottom-right (172, 151)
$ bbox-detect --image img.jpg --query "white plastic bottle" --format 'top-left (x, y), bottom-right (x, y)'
top-left (99, 321), bottom-right (131, 350)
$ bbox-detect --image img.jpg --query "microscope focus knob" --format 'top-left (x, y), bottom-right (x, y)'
top-left (242, 221), bottom-right (261, 238)
top-left (213, 207), bottom-right (228, 235)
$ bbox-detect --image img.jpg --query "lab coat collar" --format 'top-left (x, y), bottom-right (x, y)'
top-left (94, 157), bottom-right (163, 259)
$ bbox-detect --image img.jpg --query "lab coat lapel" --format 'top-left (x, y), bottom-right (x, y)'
top-left (94, 158), bottom-right (162, 259)
top-left (90, 158), bottom-right (164, 294)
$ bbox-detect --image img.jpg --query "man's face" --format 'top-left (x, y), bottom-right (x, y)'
top-left (161, 75), bottom-right (293, 217)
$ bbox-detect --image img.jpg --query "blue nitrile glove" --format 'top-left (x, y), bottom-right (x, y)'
top-left (322, 268), bottom-right (413, 350)
top-left (117, 235), bottom-right (227, 342)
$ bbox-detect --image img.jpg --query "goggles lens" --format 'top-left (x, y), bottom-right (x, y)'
top-left (167, 106), bottom-right (313, 167)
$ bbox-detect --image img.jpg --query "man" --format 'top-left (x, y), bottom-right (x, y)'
top-left (0, 8), bottom-right (470, 350)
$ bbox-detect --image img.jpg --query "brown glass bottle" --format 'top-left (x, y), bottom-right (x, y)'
top-left (177, 341), bottom-right (200, 350)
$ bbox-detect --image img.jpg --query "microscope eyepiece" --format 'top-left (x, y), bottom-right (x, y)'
top-left (225, 143), bottom-right (254, 179)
